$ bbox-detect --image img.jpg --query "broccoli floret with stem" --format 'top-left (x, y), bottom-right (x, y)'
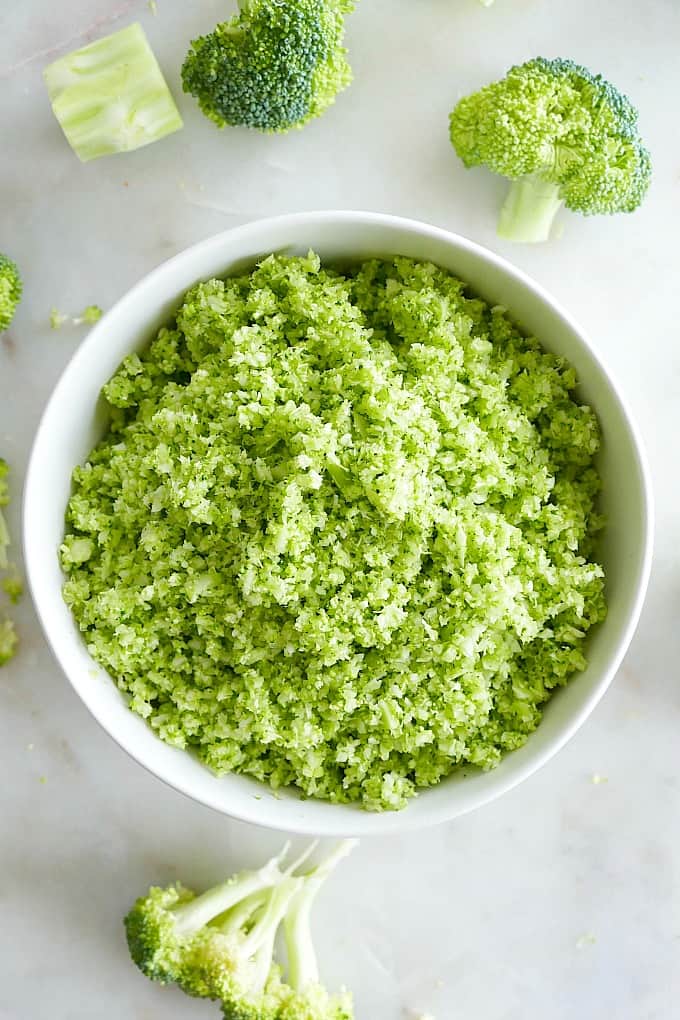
top-left (43, 23), bottom-right (183, 162)
top-left (124, 843), bottom-right (292, 987)
top-left (0, 255), bottom-right (22, 332)
top-left (125, 840), bottom-right (357, 1019)
top-left (449, 57), bottom-right (651, 242)
top-left (181, 0), bottom-right (357, 133)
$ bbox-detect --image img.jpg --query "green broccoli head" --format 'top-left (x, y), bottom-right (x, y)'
top-left (181, 0), bottom-right (356, 133)
top-left (449, 57), bottom-right (651, 242)
top-left (124, 882), bottom-right (196, 983)
top-left (0, 254), bottom-right (22, 332)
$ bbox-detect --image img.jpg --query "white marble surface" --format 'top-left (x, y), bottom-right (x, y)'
top-left (2, 2), bottom-right (680, 1018)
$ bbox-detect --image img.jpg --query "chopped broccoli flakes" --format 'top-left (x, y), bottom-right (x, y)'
top-left (62, 254), bottom-right (606, 810)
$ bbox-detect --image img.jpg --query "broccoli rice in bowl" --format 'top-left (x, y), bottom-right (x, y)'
top-left (60, 251), bottom-right (606, 811)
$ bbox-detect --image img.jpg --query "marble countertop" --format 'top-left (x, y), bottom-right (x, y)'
top-left (2, 2), bottom-right (679, 1018)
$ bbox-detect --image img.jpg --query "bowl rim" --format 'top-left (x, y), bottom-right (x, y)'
top-left (23, 210), bottom-right (654, 835)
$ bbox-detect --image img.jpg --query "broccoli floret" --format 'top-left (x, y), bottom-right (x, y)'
top-left (449, 57), bottom-right (651, 242)
top-left (181, 0), bottom-right (356, 133)
top-left (125, 841), bottom-right (357, 1020)
top-left (124, 845), bottom-right (290, 987)
top-left (0, 255), bottom-right (22, 332)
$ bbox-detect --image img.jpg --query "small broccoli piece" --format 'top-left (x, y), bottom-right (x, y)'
top-left (0, 617), bottom-right (17, 665)
top-left (0, 255), bottom-right (22, 332)
top-left (181, 0), bottom-right (356, 133)
top-left (0, 460), bottom-right (19, 667)
top-left (50, 305), bottom-right (103, 330)
top-left (2, 575), bottom-right (23, 604)
top-left (0, 459), bottom-right (11, 573)
top-left (449, 57), bottom-right (651, 242)
top-left (124, 844), bottom-right (291, 987)
top-left (43, 23), bottom-right (183, 162)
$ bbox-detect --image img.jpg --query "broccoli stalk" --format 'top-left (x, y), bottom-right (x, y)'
top-left (449, 57), bottom-right (651, 243)
top-left (498, 177), bottom-right (565, 244)
top-left (284, 840), bottom-right (356, 993)
top-left (43, 23), bottom-right (183, 162)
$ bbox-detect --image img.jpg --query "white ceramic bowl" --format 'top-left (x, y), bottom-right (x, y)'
top-left (24, 211), bottom-right (653, 835)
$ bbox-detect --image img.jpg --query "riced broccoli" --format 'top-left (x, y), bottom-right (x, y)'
top-left (0, 255), bottom-right (22, 332)
top-left (62, 254), bottom-right (606, 810)
top-left (181, 0), bottom-right (356, 133)
top-left (449, 57), bottom-right (651, 242)
top-left (125, 841), bottom-right (356, 1019)
top-left (43, 23), bottom-right (183, 162)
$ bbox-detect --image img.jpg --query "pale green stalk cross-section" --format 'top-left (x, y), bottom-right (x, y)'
top-left (43, 22), bottom-right (183, 162)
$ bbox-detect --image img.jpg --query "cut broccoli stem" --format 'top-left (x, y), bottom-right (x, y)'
top-left (498, 177), bottom-right (564, 243)
top-left (44, 22), bottom-right (183, 162)
top-left (172, 851), bottom-right (288, 937)
top-left (285, 840), bottom-right (358, 991)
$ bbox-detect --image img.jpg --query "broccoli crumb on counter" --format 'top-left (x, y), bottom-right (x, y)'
top-left (61, 253), bottom-right (606, 810)
top-left (50, 305), bottom-right (103, 330)
top-left (449, 57), bottom-right (651, 242)
top-left (0, 254), bottom-right (22, 332)
top-left (125, 840), bottom-right (356, 1019)
top-left (182, 0), bottom-right (357, 133)
top-left (0, 459), bottom-right (20, 666)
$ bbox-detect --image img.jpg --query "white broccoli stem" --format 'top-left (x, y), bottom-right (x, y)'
top-left (283, 840), bottom-right (319, 878)
top-left (217, 889), bottom-right (270, 936)
top-left (250, 927), bottom-right (278, 995)
top-left (240, 877), bottom-right (302, 959)
top-left (284, 839), bottom-right (358, 992)
top-left (497, 177), bottom-right (564, 243)
top-left (171, 845), bottom-right (289, 937)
